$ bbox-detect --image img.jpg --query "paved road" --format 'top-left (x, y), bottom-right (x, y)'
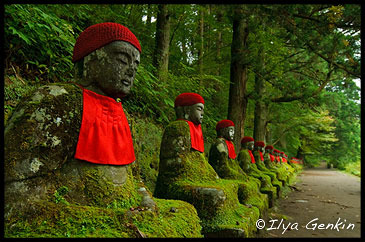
top-left (261, 162), bottom-right (361, 238)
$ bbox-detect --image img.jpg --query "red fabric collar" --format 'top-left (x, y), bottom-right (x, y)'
top-left (225, 140), bottom-right (237, 159)
top-left (248, 150), bottom-right (255, 164)
top-left (259, 151), bottom-right (264, 161)
top-left (183, 120), bottom-right (204, 153)
top-left (269, 154), bottom-right (275, 162)
top-left (74, 88), bottom-right (135, 165)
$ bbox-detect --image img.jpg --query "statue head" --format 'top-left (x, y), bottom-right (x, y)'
top-left (174, 93), bottom-right (205, 125)
top-left (241, 136), bottom-right (254, 150)
top-left (254, 141), bottom-right (265, 153)
top-left (72, 22), bottom-right (141, 100)
top-left (216, 120), bottom-right (235, 141)
top-left (265, 145), bottom-right (274, 155)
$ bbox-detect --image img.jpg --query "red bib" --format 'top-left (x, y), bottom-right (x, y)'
top-left (184, 120), bottom-right (204, 153)
top-left (225, 140), bottom-right (237, 159)
top-left (259, 151), bottom-right (264, 161)
top-left (282, 158), bottom-right (287, 163)
top-left (248, 150), bottom-right (255, 164)
top-left (269, 154), bottom-right (275, 162)
top-left (74, 88), bottom-right (135, 165)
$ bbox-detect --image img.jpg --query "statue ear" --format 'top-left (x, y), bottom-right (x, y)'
top-left (183, 106), bottom-right (190, 120)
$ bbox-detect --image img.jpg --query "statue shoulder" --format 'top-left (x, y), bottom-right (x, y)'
top-left (237, 148), bottom-right (250, 160)
top-left (163, 120), bottom-right (190, 137)
top-left (160, 120), bottom-right (191, 159)
top-left (5, 83), bottom-right (83, 182)
top-left (213, 137), bottom-right (228, 154)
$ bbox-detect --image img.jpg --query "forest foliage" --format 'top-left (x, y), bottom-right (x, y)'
top-left (4, 4), bottom-right (361, 171)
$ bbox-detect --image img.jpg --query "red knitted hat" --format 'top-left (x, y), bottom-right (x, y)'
top-left (265, 145), bottom-right (274, 150)
top-left (241, 136), bottom-right (254, 144)
top-left (72, 22), bottom-right (141, 63)
top-left (273, 149), bottom-right (279, 153)
top-left (216, 119), bottom-right (235, 131)
top-left (174, 93), bottom-right (205, 107)
top-left (254, 141), bottom-right (265, 147)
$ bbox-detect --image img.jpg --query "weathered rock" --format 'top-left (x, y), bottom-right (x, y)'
top-left (254, 150), bottom-right (283, 198)
top-left (154, 120), bottom-right (259, 237)
top-left (237, 148), bottom-right (277, 207)
top-left (4, 83), bottom-right (202, 238)
top-left (208, 137), bottom-right (269, 215)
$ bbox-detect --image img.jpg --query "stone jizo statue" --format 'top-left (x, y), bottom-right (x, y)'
top-left (154, 95), bottom-right (261, 237)
top-left (208, 120), bottom-right (269, 214)
top-left (237, 137), bottom-right (277, 207)
top-left (264, 145), bottom-right (289, 187)
top-left (4, 23), bottom-right (202, 237)
top-left (253, 141), bottom-right (283, 197)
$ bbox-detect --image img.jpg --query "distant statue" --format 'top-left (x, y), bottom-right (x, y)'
top-left (237, 137), bottom-right (277, 207)
top-left (154, 94), bottom-right (260, 237)
top-left (4, 23), bottom-right (201, 238)
top-left (253, 141), bottom-right (283, 197)
top-left (264, 145), bottom-right (288, 186)
top-left (208, 120), bottom-right (268, 214)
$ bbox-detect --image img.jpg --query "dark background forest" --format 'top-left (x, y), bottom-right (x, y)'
top-left (4, 4), bottom-right (361, 177)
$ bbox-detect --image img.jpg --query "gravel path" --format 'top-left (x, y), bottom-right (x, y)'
top-left (260, 162), bottom-right (361, 238)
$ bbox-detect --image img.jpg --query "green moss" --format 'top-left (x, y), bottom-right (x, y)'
top-left (82, 166), bottom-right (142, 209)
top-left (129, 115), bottom-right (163, 193)
top-left (154, 120), bottom-right (268, 236)
top-left (130, 198), bottom-right (203, 238)
top-left (4, 202), bottom-right (134, 238)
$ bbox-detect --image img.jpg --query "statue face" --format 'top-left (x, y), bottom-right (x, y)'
top-left (219, 126), bottom-right (234, 141)
top-left (247, 141), bottom-right (254, 151)
top-left (85, 41), bottom-right (140, 99)
top-left (227, 126), bottom-right (235, 141)
top-left (186, 103), bottom-right (204, 125)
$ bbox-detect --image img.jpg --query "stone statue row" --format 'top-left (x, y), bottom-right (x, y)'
top-left (155, 92), bottom-right (301, 236)
top-left (4, 22), bottom-right (301, 238)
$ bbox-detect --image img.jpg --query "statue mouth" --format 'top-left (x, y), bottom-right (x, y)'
top-left (122, 80), bottom-right (131, 87)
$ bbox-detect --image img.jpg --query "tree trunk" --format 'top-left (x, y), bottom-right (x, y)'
top-left (198, 6), bottom-right (204, 74)
top-left (253, 46), bottom-right (268, 143)
top-left (215, 6), bottom-right (223, 75)
top-left (153, 4), bottom-right (170, 83)
top-left (227, 5), bottom-right (249, 151)
top-left (253, 77), bottom-right (268, 143)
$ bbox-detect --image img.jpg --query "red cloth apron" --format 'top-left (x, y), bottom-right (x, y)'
top-left (180, 120), bottom-right (204, 153)
top-left (225, 140), bottom-right (237, 159)
top-left (259, 151), bottom-right (264, 161)
top-left (248, 150), bottom-right (255, 164)
top-left (74, 88), bottom-right (135, 165)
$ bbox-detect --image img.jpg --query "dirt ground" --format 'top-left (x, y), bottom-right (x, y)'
top-left (260, 162), bottom-right (361, 238)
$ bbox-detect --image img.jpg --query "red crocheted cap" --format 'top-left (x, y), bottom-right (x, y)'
top-left (254, 141), bottom-right (265, 147)
top-left (72, 22), bottom-right (141, 63)
top-left (265, 145), bottom-right (274, 150)
top-left (241, 136), bottom-right (254, 144)
top-left (174, 93), bottom-right (205, 107)
top-left (216, 119), bottom-right (235, 131)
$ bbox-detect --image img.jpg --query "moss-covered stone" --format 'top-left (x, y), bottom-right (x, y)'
top-left (208, 137), bottom-right (269, 215)
top-left (237, 148), bottom-right (277, 207)
top-left (4, 83), bottom-right (202, 238)
top-left (254, 151), bottom-right (283, 197)
top-left (4, 198), bottom-right (202, 238)
top-left (155, 120), bottom-right (260, 237)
